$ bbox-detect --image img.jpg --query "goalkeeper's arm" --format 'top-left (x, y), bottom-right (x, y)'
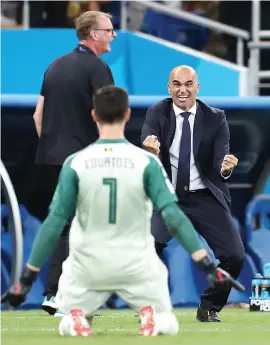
top-left (160, 202), bottom-right (245, 292)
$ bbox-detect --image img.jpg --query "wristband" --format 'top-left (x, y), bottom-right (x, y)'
top-left (197, 256), bottom-right (216, 274)
top-left (21, 267), bottom-right (38, 285)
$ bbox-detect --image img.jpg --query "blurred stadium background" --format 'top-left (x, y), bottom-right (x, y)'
top-left (1, 0), bottom-right (270, 310)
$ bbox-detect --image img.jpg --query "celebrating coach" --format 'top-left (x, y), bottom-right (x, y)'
top-left (31, 11), bottom-right (116, 315)
top-left (141, 65), bottom-right (245, 322)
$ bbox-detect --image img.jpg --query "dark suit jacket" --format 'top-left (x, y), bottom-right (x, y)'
top-left (141, 98), bottom-right (232, 212)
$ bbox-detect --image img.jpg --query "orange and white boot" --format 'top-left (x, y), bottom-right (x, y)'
top-left (59, 308), bottom-right (91, 337)
top-left (139, 306), bottom-right (158, 336)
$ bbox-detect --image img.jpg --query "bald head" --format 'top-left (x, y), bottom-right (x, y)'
top-left (168, 65), bottom-right (199, 111)
top-left (169, 65), bottom-right (198, 83)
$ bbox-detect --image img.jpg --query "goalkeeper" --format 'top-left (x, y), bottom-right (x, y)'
top-left (3, 86), bottom-right (244, 337)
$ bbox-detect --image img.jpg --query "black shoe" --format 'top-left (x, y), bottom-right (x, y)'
top-left (196, 306), bottom-right (221, 322)
top-left (42, 296), bottom-right (57, 315)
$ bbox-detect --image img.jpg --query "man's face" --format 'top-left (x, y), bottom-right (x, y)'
top-left (168, 68), bottom-right (199, 111)
top-left (94, 16), bottom-right (117, 55)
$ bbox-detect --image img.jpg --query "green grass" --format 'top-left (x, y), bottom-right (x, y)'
top-left (1, 309), bottom-right (270, 345)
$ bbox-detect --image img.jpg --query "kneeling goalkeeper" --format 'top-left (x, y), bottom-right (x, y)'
top-left (2, 86), bottom-right (244, 337)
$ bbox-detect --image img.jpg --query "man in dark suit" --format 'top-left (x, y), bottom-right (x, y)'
top-left (141, 65), bottom-right (245, 322)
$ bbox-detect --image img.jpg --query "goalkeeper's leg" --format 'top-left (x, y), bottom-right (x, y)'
top-left (139, 306), bottom-right (179, 336)
top-left (59, 309), bottom-right (91, 336)
top-left (57, 288), bottom-right (111, 337)
top-left (117, 255), bottom-right (179, 336)
top-left (56, 259), bottom-right (111, 336)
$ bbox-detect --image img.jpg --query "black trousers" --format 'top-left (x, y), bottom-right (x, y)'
top-left (44, 225), bottom-right (70, 297)
top-left (25, 165), bottom-right (69, 297)
top-left (152, 189), bottom-right (245, 312)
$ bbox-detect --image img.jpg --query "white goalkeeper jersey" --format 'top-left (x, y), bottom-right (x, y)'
top-left (49, 139), bottom-right (177, 263)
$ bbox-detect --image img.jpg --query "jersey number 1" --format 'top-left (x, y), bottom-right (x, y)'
top-left (103, 178), bottom-right (117, 224)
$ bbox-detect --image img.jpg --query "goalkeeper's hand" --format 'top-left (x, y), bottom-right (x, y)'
top-left (1, 267), bottom-right (38, 307)
top-left (197, 256), bottom-right (245, 292)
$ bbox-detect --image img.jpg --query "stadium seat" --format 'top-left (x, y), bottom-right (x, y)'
top-left (1, 234), bottom-right (12, 300)
top-left (248, 228), bottom-right (270, 267)
top-left (227, 255), bottom-right (257, 303)
top-left (1, 223), bottom-right (14, 309)
top-left (1, 205), bottom-right (14, 300)
top-left (1, 204), bottom-right (49, 310)
top-left (192, 217), bottom-right (256, 304)
top-left (164, 238), bottom-right (200, 306)
top-left (1, 263), bottom-right (11, 309)
top-left (141, 8), bottom-right (208, 51)
top-left (245, 194), bottom-right (270, 272)
top-left (105, 1), bottom-right (121, 30)
top-left (190, 254), bottom-right (255, 305)
top-left (18, 207), bottom-right (49, 309)
top-left (245, 194), bottom-right (270, 234)
top-left (141, 8), bottom-right (165, 37)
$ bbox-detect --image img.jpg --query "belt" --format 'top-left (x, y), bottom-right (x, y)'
top-left (188, 188), bottom-right (210, 195)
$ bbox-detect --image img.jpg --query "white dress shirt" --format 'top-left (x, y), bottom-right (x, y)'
top-left (169, 102), bottom-right (207, 191)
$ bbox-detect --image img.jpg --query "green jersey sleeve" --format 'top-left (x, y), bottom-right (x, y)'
top-left (27, 156), bottom-right (79, 268)
top-left (143, 154), bottom-right (178, 211)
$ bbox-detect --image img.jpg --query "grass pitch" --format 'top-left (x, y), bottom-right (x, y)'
top-left (1, 309), bottom-right (270, 345)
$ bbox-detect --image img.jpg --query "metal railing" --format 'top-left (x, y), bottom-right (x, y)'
top-left (120, 1), bottom-right (250, 66)
top-left (0, 160), bottom-right (23, 305)
top-left (23, 0), bottom-right (29, 29)
top-left (249, 0), bottom-right (270, 95)
top-left (14, 0), bottom-right (270, 95)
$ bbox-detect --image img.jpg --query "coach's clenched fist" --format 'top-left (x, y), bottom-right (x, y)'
top-left (221, 154), bottom-right (238, 176)
top-left (143, 135), bottom-right (160, 155)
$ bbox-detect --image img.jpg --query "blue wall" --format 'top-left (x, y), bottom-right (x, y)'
top-left (2, 29), bottom-right (243, 96)
top-left (127, 33), bottom-right (241, 96)
top-left (2, 30), bottom-right (76, 95)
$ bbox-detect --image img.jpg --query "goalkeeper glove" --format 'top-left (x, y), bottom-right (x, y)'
top-left (1, 267), bottom-right (38, 307)
top-left (197, 256), bottom-right (245, 292)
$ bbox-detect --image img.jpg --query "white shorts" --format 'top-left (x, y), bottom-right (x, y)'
top-left (56, 252), bottom-right (173, 316)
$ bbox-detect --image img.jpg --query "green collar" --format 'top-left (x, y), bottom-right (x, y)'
top-left (95, 139), bottom-right (128, 144)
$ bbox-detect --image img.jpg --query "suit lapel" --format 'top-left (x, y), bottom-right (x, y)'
top-left (165, 104), bottom-right (176, 148)
top-left (193, 103), bottom-right (204, 158)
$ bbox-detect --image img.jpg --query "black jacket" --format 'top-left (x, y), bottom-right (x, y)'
top-left (141, 98), bottom-right (231, 212)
